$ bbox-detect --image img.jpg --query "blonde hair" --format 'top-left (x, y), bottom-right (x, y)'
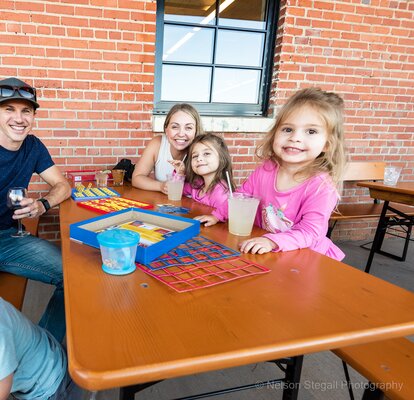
top-left (257, 87), bottom-right (347, 186)
top-left (163, 103), bottom-right (204, 136)
top-left (185, 133), bottom-right (235, 193)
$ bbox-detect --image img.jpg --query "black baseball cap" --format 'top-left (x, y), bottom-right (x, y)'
top-left (0, 77), bottom-right (39, 109)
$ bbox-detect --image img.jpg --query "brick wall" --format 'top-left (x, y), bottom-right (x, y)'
top-left (0, 0), bottom-right (412, 241)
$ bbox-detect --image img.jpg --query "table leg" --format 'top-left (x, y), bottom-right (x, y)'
top-left (365, 201), bottom-right (389, 274)
top-left (282, 355), bottom-right (303, 400)
top-left (362, 384), bottom-right (385, 399)
top-left (89, 391), bottom-right (98, 400)
top-left (119, 381), bottom-right (161, 400)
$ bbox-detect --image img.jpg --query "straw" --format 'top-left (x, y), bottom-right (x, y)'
top-left (225, 171), bottom-right (233, 197)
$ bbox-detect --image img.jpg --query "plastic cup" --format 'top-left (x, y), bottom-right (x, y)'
top-left (228, 193), bottom-right (260, 236)
top-left (95, 171), bottom-right (109, 187)
top-left (97, 229), bottom-right (140, 275)
top-left (166, 173), bottom-right (185, 201)
top-left (112, 169), bottom-right (125, 186)
top-left (383, 166), bottom-right (402, 186)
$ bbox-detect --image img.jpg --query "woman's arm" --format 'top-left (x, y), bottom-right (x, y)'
top-left (132, 136), bottom-right (167, 193)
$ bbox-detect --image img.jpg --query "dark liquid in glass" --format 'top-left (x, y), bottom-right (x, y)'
top-left (8, 203), bottom-right (22, 211)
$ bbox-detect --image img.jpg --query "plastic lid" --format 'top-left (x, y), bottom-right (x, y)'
top-left (97, 228), bottom-right (139, 248)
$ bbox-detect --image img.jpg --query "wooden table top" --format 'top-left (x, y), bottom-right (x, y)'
top-left (60, 187), bottom-right (414, 391)
top-left (358, 181), bottom-right (414, 206)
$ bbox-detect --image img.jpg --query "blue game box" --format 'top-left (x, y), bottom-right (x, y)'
top-left (69, 208), bottom-right (200, 264)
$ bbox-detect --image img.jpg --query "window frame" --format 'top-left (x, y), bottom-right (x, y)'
top-left (154, 0), bottom-right (279, 117)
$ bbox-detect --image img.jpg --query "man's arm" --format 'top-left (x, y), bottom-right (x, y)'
top-left (13, 165), bottom-right (71, 219)
top-left (38, 165), bottom-right (72, 210)
top-left (0, 373), bottom-right (13, 400)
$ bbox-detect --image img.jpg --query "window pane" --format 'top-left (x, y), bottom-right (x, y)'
top-left (163, 25), bottom-right (214, 63)
top-left (216, 30), bottom-right (264, 67)
top-left (212, 68), bottom-right (260, 103)
top-left (165, 0), bottom-right (216, 25)
top-left (161, 65), bottom-right (212, 102)
top-left (219, 0), bottom-right (267, 29)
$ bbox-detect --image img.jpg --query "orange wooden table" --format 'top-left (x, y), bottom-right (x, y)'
top-left (60, 187), bottom-right (414, 395)
top-left (357, 181), bottom-right (414, 272)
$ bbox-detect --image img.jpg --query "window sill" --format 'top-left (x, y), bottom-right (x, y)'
top-left (153, 115), bottom-right (274, 133)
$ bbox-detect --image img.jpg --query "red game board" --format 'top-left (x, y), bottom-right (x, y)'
top-left (137, 257), bottom-right (270, 293)
top-left (77, 197), bottom-right (153, 214)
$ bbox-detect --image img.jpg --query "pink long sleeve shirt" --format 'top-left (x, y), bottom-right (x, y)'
top-left (183, 180), bottom-right (229, 222)
top-left (239, 160), bottom-right (345, 261)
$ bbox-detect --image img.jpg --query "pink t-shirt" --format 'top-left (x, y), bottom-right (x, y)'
top-left (239, 160), bottom-right (345, 261)
top-left (183, 180), bottom-right (229, 221)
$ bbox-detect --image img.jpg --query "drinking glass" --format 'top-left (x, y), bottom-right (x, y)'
top-left (228, 193), bottom-right (260, 236)
top-left (7, 187), bottom-right (30, 237)
top-left (166, 173), bottom-right (185, 201)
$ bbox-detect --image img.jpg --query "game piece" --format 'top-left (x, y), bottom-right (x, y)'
top-left (71, 187), bottom-right (120, 201)
top-left (77, 197), bottom-right (153, 214)
top-left (157, 204), bottom-right (190, 214)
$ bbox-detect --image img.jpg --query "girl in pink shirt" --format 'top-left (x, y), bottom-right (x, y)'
top-left (239, 87), bottom-right (347, 260)
top-left (182, 134), bottom-right (235, 226)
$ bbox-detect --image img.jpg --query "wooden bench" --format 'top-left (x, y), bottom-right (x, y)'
top-left (328, 161), bottom-right (414, 260)
top-left (0, 218), bottom-right (39, 310)
top-left (333, 337), bottom-right (414, 400)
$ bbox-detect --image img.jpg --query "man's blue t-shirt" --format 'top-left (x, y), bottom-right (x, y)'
top-left (0, 298), bottom-right (66, 399)
top-left (0, 135), bottom-right (54, 230)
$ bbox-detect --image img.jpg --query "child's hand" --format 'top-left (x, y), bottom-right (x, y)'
top-left (168, 159), bottom-right (185, 175)
top-left (240, 237), bottom-right (277, 254)
top-left (194, 214), bottom-right (219, 227)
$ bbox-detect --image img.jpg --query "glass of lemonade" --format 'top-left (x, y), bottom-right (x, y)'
top-left (166, 173), bottom-right (185, 201)
top-left (228, 193), bottom-right (260, 236)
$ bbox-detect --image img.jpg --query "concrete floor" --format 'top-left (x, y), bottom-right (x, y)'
top-left (21, 238), bottom-right (413, 400)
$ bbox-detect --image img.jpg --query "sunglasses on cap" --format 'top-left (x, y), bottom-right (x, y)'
top-left (0, 85), bottom-right (37, 100)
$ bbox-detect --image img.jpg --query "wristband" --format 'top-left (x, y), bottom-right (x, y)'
top-left (38, 198), bottom-right (51, 213)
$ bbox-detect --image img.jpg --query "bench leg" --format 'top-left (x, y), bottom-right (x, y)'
top-left (327, 221), bottom-right (337, 239)
top-left (365, 202), bottom-right (389, 273)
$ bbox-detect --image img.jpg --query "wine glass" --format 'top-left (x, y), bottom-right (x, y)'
top-left (7, 187), bottom-right (30, 237)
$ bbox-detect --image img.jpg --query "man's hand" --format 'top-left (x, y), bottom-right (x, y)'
top-left (12, 197), bottom-right (40, 219)
top-left (239, 236), bottom-right (278, 254)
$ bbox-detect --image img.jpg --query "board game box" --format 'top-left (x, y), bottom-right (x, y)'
top-left (77, 197), bottom-right (153, 214)
top-left (70, 208), bottom-right (200, 264)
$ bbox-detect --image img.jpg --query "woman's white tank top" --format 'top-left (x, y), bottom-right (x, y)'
top-left (154, 134), bottom-right (174, 181)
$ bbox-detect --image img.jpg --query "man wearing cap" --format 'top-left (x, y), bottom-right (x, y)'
top-left (0, 77), bottom-right (71, 342)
